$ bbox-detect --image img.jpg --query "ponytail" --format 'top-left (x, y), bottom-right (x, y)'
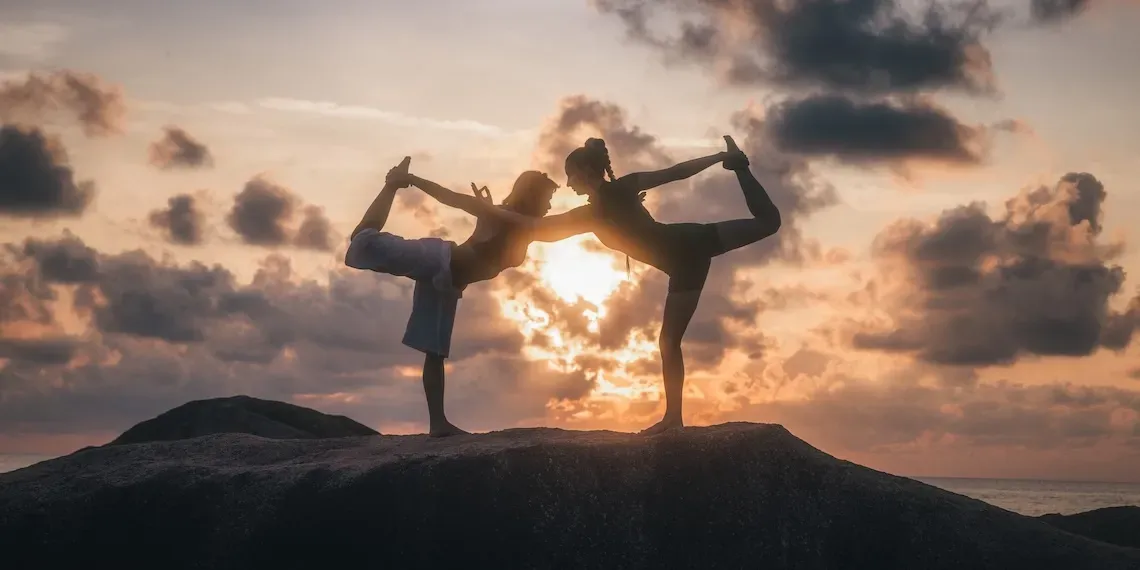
top-left (585, 137), bottom-right (616, 182)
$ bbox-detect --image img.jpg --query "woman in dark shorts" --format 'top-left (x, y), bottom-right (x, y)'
top-left (531, 136), bottom-right (782, 434)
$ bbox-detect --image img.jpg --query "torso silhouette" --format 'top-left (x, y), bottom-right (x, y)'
top-left (587, 177), bottom-right (675, 271)
top-left (451, 211), bottom-right (530, 286)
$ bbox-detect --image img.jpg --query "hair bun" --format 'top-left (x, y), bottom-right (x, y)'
top-left (585, 138), bottom-right (607, 151)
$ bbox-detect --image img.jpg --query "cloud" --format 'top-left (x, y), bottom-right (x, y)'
top-left (849, 172), bottom-right (1139, 366)
top-left (0, 70), bottom-right (126, 137)
top-left (0, 22), bottom-right (69, 60)
top-left (294, 205), bottom-right (334, 251)
top-left (593, 0), bottom-right (1002, 96)
top-left (0, 124), bottom-right (96, 218)
top-left (257, 97), bottom-right (513, 136)
top-left (1030, 0), bottom-right (1091, 22)
top-left (148, 126), bottom-right (214, 170)
top-left (148, 194), bottom-right (205, 245)
top-left (763, 94), bottom-right (1000, 167)
top-left (533, 94), bottom-right (674, 179)
top-left (0, 233), bottom-right (547, 443)
top-left (226, 176), bottom-right (335, 251)
top-left (727, 369), bottom-right (1140, 470)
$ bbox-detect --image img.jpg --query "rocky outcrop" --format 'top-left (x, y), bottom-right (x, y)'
top-left (1, 423), bottom-right (1136, 570)
top-left (108, 395), bottom-right (378, 445)
top-left (1040, 506), bottom-right (1140, 549)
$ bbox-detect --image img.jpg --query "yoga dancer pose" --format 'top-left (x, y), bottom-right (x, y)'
top-left (346, 157), bottom-right (559, 436)
top-left (530, 136), bottom-right (782, 434)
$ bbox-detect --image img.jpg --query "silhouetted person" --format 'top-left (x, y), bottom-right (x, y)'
top-left (346, 157), bottom-right (558, 436)
top-left (529, 136), bottom-right (782, 434)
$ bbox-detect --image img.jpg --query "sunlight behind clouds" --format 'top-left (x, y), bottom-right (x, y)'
top-left (533, 235), bottom-right (629, 308)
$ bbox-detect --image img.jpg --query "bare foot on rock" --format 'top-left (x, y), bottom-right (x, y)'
top-left (639, 416), bottom-right (684, 436)
top-left (428, 422), bottom-right (470, 438)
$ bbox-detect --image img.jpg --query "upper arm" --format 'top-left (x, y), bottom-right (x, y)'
top-left (621, 170), bottom-right (678, 193)
top-left (531, 206), bottom-right (593, 242)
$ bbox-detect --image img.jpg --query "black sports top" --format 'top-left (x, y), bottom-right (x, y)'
top-left (587, 177), bottom-right (671, 270)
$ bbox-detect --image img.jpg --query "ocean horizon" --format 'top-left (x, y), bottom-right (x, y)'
top-left (4, 453), bottom-right (1138, 517)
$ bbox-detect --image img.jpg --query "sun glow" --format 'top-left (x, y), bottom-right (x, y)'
top-left (533, 235), bottom-right (628, 307)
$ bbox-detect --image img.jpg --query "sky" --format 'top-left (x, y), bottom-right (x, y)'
top-left (1, 0), bottom-right (1139, 481)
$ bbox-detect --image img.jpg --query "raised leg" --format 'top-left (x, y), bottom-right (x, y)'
top-left (710, 136), bottom-right (782, 255)
top-left (640, 288), bottom-right (703, 435)
top-left (423, 353), bottom-right (469, 437)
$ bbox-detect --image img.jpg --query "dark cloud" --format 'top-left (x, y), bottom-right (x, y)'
top-left (851, 172), bottom-right (1139, 366)
top-left (227, 177), bottom-right (296, 246)
top-left (594, 0), bottom-right (1002, 96)
top-left (0, 234), bottom-right (544, 443)
top-left (0, 337), bottom-right (82, 366)
top-left (226, 177), bottom-right (337, 250)
top-left (148, 126), bottom-right (213, 170)
top-left (0, 70), bottom-right (126, 137)
top-left (148, 194), bottom-right (205, 245)
top-left (293, 205), bottom-right (334, 251)
top-left (0, 125), bottom-right (96, 218)
top-left (1030, 0), bottom-right (1090, 22)
top-left (763, 94), bottom-right (992, 166)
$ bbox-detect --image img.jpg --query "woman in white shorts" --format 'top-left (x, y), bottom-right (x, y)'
top-left (345, 157), bottom-right (559, 436)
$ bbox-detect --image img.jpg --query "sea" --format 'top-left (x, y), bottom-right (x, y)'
top-left (918, 477), bottom-right (1140, 517)
top-left (1, 454), bottom-right (1138, 517)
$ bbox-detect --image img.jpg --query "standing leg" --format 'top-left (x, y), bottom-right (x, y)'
top-left (422, 353), bottom-right (468, 437)
top-left (640, 260), bottom-right (709, 435)
top-left (403, 278), bottom-right (468, 437)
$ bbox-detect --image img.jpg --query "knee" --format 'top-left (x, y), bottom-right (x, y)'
top-left (659, 336), bottom-right (683, 358)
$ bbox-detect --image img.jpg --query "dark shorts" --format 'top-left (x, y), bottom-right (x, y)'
top-left (659, 223), bottom-right (722, 293)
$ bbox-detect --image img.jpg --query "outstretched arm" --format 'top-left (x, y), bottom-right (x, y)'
top-left (530, 205), bottom-right (595, 243)
top-left (407, 174), bottom-right (537, 229)
top-left (624, 152), bottom-right (731, 193)
top-left (350, 181), bottom-right (400, 240)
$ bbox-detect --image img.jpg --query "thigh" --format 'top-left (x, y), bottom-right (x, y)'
top-left (710, 218), bottom-right (778, 256)
top-left (666, 254), bottom-right (711, 294)
top-left (401, 280), bottom-right (461, 358)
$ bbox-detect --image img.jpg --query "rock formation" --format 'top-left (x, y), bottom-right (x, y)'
top-left (1, 423), bottom-right (1136, 569)
top-left (1040, 506), bottom-right (1140, 549)
top-left (109, 394), bottom-right (378, 445)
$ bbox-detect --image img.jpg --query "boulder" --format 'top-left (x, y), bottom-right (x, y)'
top-left (108, 395), bottom-right (378, 445)
top-left (1, 423), bottom-right (1136, 569)
top-left (1040, 506), bottom-right (1140, 549)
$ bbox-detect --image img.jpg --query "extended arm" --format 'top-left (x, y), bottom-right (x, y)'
top-left (408, 174), bottom-right (537, 229)
top-left (350, 181), bottom-right (400, 240)
top-left (530, 206), bottom-right (594, 243)
top-left (625, 152), bottom-right (729, 193)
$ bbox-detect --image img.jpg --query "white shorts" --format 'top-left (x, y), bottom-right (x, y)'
top-left (345, 229), bottom-right (464, 357)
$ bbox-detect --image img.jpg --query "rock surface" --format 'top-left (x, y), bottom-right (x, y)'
top-left (1040, 506), bottom-right (1140, 549)
top-left (1, 423), bottom-right (1137, 570)
top-left (108, 395), bottom-right (378, 445)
